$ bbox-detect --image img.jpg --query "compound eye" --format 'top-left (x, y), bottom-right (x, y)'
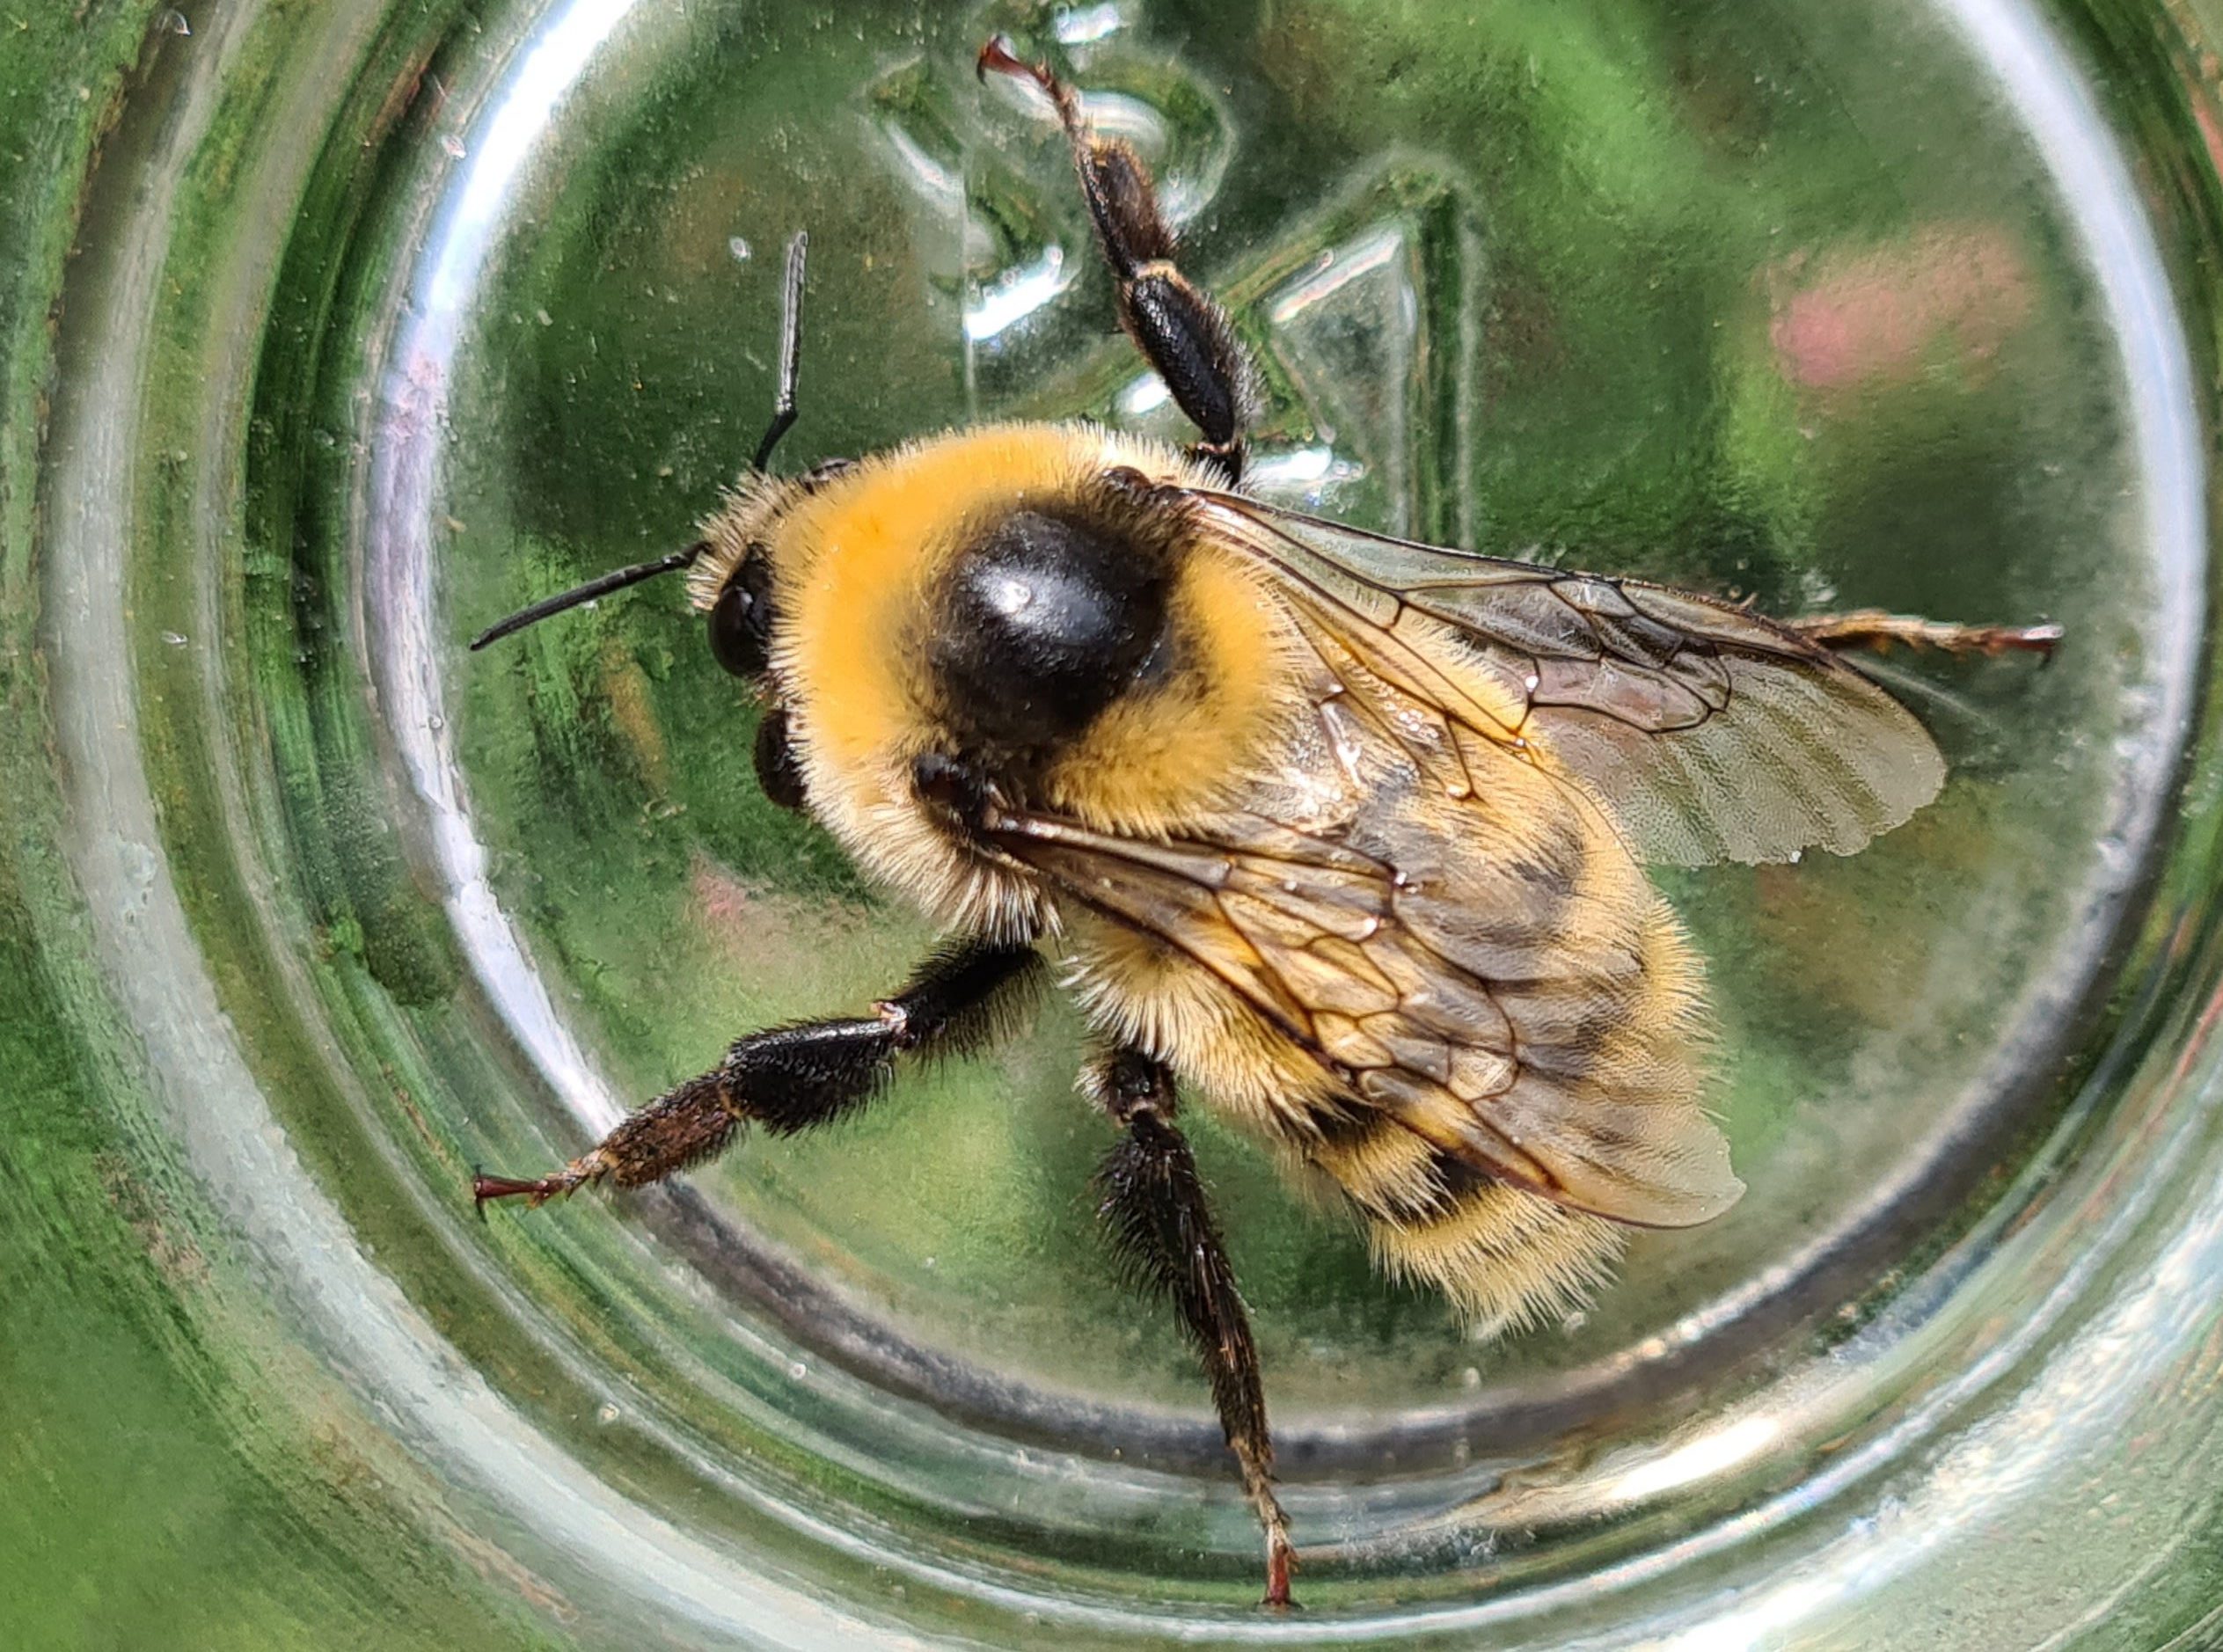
top-left (707, 556), bottom-right (776, 678)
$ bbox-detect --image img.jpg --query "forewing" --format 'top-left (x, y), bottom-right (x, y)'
top-left (984, 792), bottom-right (1742, 1229)
top-left (1192, 493), bottom-right (1945, 866)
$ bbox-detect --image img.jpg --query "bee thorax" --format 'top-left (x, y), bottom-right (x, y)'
top-left (926, 505), bottom-right (1171, 765)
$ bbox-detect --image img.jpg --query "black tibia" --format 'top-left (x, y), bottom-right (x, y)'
top-left (978, 39), bottom-right (1257, 483)
top-left (1792, 609), bottom-right (2064, 661)
top-left (472, 941), bottom-right (1044, 1209)
top-left (1087, 1046), bottom-right (1297, 1608)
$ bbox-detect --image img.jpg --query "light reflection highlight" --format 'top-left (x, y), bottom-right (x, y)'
top-left (1115, 372), bottom-right (1173, 417)
top-left (1053, 3), bottom-right (1126, 46)
top-left (1607, 1415), bottom-right (1782, 1506)
top-left (371, 0), bottom-right (651, 1145)
top-left (1245, 443), bottom-right (1363, 494)
top-left (1267, 227), bottom-right (1408, 328)
top-left (965, 243), bottom-right (1071, 342)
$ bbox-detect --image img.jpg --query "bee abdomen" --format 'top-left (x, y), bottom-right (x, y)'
top-left (1372, 1175), bottom-right (1626, 1337)
top-left (1306, 1115), bottom-right (1625, 1336)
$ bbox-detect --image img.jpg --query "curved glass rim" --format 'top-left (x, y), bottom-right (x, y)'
top-left (11, 0), bottom-right (2223, 1641)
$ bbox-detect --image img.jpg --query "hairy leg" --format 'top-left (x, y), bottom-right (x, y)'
top-left (1086, 1045), bottom-right (1296, 1607)
top-left (979, 38), bottom-right (1258, 484)
top-left (1791, 609), bottom-right (2062, 660)
top-left (473, 939), bottom-right (1045, 1207)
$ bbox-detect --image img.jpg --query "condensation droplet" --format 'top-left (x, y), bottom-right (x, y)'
top-left (440, 132), bottom-right (466, 160)
top-left (728, 236), bottom-right (752, 262)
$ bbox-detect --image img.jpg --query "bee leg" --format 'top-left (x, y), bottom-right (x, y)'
top-left (978, 38), bottom-right (1258, 485)
top-left (1086, 1045), bottom-right (1297, 1609)
top-left (473, 940), bottom-right (1044, 1209)
top-left (1791, 609), bottom-right (2065, 661)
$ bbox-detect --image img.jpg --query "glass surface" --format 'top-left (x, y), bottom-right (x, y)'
top-left (4, 0), bottom-right (2223, 1644)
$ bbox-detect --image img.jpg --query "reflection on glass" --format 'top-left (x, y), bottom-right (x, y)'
top-left (11, 0), bottom-right (2223, 1642)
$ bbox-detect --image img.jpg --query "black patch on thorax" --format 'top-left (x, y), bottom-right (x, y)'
top-left (925, 501), bottom-right (1173, 766)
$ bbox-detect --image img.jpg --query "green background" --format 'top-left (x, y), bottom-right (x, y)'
top-left (5, 0), bottom-right (2223, 1646)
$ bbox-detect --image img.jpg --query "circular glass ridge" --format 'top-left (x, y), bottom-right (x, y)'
top-left (11, 0), bottom-right (2223, 1643)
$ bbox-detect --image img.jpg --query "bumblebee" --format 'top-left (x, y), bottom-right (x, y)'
top-left (472, 39), bottom-right (2058, 1607)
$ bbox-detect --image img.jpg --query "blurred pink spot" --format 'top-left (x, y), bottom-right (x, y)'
top-left (688, 852), bottom-right (788, 967)
top-left (1770, 227), bottom-right (2034, 392)
top-left (2193, 78), bottom-right (2223, 192)
top-left (688, 852), bottom-right (863, 967)
top-left (691, 855), bottom-right (756, 930)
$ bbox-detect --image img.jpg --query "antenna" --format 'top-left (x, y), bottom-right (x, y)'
top-left (752, 230), bottom-right (808, 471)
top-left (468, 230), bottom-right (811, 649)
top-left (467, 543), bottom-right (707, 650)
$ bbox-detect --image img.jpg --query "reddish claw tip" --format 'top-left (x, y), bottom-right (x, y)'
top-left (472, 1171), bottom-right (548, 1208)
top-left (2017, 623), bottom-right (2066, 663)
top-left (976, 35), bottom-right (1046, 91)
top-left (1262, 1538), bottom-right (1297, 1610)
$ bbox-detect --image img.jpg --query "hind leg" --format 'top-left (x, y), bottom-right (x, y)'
top-left (1085, 1044), bottom-right (1296, 1607)
top-left (1790, 609), bottom-right (2062, 660)
top-left (980, 39), bottom-right (1258, 484)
